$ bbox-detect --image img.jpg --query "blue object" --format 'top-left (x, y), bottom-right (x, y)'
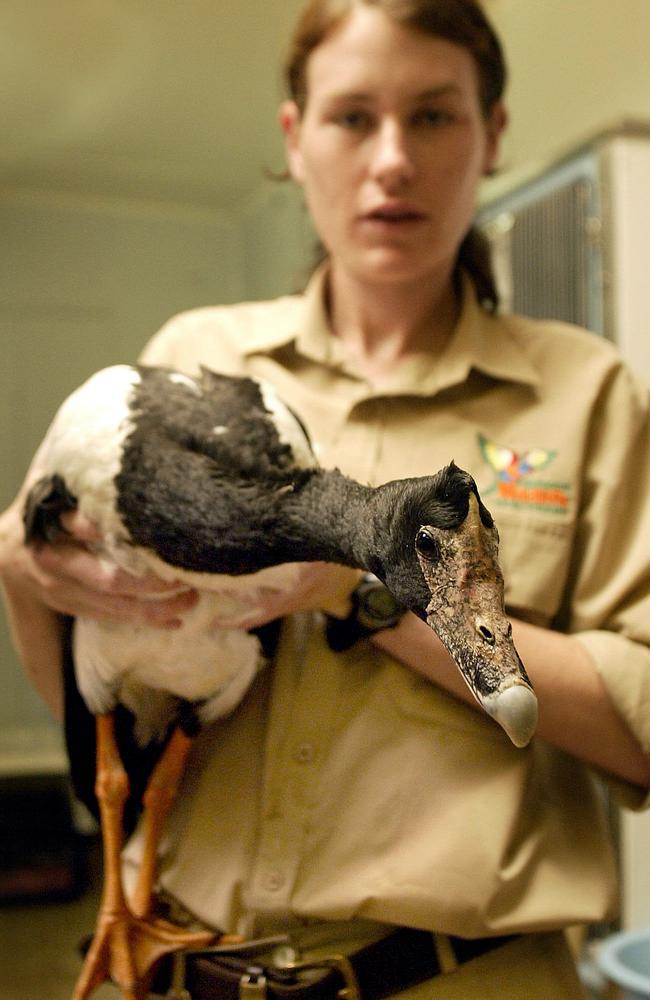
top-left (598, 929), bottom-right (650, 999)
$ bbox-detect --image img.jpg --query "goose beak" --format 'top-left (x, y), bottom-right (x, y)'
top-left (416, 493), bottom-right (538, 748)
top-left (482, 681), bottom-right (538, 749)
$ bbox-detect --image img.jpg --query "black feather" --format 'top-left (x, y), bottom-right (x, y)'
top-left (23, 474), bottom-right (78, 544)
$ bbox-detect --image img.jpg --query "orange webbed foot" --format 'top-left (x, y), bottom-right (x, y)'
top-left (71, 904), bottom-right (216, 1000)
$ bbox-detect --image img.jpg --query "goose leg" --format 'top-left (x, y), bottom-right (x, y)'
top-left (71, 716), bottom-right (214, 1000)
top-left (130, 726), bottom-right (196, 920)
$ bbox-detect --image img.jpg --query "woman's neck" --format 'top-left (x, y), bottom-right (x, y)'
top-left (326, 262), bottom-right (460, 383)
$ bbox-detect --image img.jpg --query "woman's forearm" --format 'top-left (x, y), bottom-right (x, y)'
top-left (0, 499), bottom-right (65, 718)
top-left (374, 612), bottom-right (650, 790)
top-left (1, 574), bottom-right (65, 719)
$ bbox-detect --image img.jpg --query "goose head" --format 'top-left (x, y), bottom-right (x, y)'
top-left (367, 463), bottom-right (538, 748)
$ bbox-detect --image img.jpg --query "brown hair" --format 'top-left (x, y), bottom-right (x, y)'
top-left (284, 0), bottom-right (506, 311)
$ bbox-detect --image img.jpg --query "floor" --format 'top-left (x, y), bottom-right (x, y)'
top-left (0, 839), bottom-right (120, 1000)
top-left (0, 896), bottom-right (121, 1000)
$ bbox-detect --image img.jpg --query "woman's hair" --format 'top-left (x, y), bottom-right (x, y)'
top-left (284, 0), bottom-right (506, 311)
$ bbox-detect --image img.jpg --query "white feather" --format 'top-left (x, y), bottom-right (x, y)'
top-left (168, 372), bottom-right (202, 395)
top-left (30, 365), bottom-right (139, 544)
top-left (256, 379), bottom-right (316, 467)
top-left (75, 594), bottom-right (264, 745)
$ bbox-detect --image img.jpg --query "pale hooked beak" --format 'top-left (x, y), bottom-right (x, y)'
top-left (482, 681), bottom-right (539, 749)
top-left (416, 492), bottom-right (538, 748)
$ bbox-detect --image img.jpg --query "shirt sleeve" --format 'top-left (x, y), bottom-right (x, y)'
top-left (137, 307), bottom-right (256, 377)
top-left (566, 361), bottom-right (650, 800)
top-left (137, 312), bottom-right (202, 369)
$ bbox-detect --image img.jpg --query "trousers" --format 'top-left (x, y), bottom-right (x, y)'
top-left (392, 931), bottom-right (587, 999)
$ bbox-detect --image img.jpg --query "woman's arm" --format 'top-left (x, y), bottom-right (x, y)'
top-left (1, 571), bottom-right (67, 719)
top-left (373, 611), bottom-right (650, 790)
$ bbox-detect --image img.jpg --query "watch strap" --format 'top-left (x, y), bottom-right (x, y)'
top-left (325, 575), bottom-right (406, 652)
top-left (325, 614), bottom-right (376, 652)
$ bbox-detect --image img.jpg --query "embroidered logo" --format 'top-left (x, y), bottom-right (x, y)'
top-left (478, 434), bottom-right (571, 513)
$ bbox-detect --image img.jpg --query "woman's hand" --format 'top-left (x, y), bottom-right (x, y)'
top-left (0, 499), bottom-right (198, 630)
top-left (204, 562), bottom-right (362, 631)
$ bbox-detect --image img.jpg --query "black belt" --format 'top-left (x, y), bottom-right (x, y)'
top-left (155, 927), bottom-right (518, 999)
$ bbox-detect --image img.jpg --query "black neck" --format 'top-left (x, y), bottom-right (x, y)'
top-left (118, 466), bottom-right (377, 576)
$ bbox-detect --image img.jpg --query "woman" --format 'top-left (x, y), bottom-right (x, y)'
top-left (1, 1), bottom-right (650, 996)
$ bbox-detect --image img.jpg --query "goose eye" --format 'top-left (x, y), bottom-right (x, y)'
top-left (415, 528), bottom-right (440, 561)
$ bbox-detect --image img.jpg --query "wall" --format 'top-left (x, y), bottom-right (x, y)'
top-left (486, 0), bottom-right (650, 193)
top-left (240, 181), bottom-right (315, 302)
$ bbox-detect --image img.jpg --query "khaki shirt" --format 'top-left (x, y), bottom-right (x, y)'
top-left (124, 268), bottom-right (650, 938)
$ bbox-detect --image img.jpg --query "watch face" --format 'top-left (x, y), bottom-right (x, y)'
top-left (366, 586), bottom-right (401, 617)
top-left (358, 580), bottom-right (404, 629)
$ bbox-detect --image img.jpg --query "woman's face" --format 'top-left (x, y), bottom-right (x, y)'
top-left (281, 5), bottom-right (506, 287)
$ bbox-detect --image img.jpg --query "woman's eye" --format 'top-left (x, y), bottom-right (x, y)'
top-left (412, 108), bottom-right (452, 127)
top-left (336, 110), bottom-right (372, 130)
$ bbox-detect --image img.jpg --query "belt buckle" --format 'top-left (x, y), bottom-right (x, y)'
top-left (239, 970), bottom-right (268, 998)
top-left (285, 953), bottom-right (361, 1000)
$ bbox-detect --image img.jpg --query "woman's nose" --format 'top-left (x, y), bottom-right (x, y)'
top-left (368, 119), bottom-right (415, 189)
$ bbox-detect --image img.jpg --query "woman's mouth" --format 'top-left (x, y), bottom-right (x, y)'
top-left (361, 204), bottom-right (427, 226)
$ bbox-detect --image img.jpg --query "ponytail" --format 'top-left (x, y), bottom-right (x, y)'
top-left (457, 226), bottom-right (499, 313)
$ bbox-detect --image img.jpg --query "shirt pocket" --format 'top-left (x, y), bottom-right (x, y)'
top-left (381, 658), bottom-right (497, 740)
top-left (494, 510), bottom-right (576, 624)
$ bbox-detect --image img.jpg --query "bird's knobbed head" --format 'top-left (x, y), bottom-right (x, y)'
top-left (374, 463), bottom-right (538, 748)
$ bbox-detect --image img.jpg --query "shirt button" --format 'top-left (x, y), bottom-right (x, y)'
top-left (264, 870), bottom-right (286, 892)
top-left (293, 742), bottom-right (315, 764)
top-left (273, 945), bottom-right (301, 968)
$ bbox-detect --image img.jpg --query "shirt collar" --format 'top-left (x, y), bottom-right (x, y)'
top-left (242, 264), bottom-right (541, 396)
top-left (437, 272), bottom-right (542, 394)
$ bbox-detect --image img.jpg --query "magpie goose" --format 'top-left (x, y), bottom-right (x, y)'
top-left (24, 363), bottom-right (536, 1000)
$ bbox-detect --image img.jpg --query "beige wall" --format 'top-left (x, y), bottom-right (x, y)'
top-left (486, 0), bottom-right (650, 191)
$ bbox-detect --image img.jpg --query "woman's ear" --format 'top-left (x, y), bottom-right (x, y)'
top-left (483, 101), bottom-right (508, 176)
top-left (279, 100), bottom-right (305, 183)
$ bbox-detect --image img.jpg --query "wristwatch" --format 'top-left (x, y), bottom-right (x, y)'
top-left (325, 573), bottom-right (407, 651)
